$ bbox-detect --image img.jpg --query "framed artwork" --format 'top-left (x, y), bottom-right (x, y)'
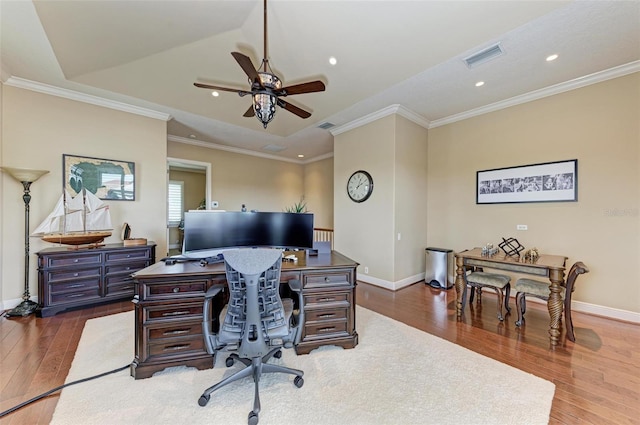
top-left (477, 159), bottom-right (577, 204)
top-left (63, 154), bottom-right (135, 201)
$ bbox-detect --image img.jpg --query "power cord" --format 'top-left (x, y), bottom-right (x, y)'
top-left (0, 363), bottom-right (131, 418)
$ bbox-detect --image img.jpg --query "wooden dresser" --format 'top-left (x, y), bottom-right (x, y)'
top-left (36, 242), bottom-right (156, 317)
top-left (130, 250), bottom-right (359, 379)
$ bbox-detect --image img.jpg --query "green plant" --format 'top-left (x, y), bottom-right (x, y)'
top-left (285, 198), bottom-right (308, 213)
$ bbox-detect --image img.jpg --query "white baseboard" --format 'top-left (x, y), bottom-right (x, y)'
top-left (359, 275), bottom-right (640, 324)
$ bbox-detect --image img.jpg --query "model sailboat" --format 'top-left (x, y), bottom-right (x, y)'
top-left (32, 188), bottom-right (113, 246)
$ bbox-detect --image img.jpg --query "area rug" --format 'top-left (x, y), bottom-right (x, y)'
top-left (51, 307), bottom-right (554, 425)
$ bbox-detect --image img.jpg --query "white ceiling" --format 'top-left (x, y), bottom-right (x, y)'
top-left (2, 1), bottom-right (639, 162)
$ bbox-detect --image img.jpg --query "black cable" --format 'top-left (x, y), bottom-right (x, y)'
top-left (0, 363), bottom-right (131, 418)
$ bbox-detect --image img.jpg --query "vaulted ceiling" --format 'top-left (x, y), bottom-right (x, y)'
top-left (2, 1), bottom-right (639, 161)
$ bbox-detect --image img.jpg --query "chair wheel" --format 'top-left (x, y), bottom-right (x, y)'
top-left (294, 375), bottom-right (304, 388)
top-left (198, 394), bottom-right (210, 407)
top-left (248, 411), bottom-right (259, 425)
top-left (226, 356), bottom-right (235, 367)
top-left (273, 350), bottom-right (282, 359)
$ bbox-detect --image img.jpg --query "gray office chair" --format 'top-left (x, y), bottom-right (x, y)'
top-left (198, 248), bottom-right (304, 425)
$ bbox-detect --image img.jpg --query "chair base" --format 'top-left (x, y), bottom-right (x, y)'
top-left (198, 347), bottom-right (304, 425)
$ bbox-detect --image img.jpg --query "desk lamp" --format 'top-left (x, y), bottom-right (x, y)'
top-left (1, 166), bottom-right (49, 317)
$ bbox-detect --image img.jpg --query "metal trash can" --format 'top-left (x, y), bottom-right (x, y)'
top-left (425, 247), bottom-right (454, 289)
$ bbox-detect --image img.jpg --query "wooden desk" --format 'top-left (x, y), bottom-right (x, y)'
top-left (454, 248), bottom-right (567, 346)
top-left (130, 251), bottom-right (359, 379)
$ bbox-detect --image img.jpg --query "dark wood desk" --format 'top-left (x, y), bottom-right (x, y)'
top-left (454, 248), bottom-right (567, 346)
top-left (130, 251), bottom-right (359, 379)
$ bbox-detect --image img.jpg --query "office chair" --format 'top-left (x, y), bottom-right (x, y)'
top-left (198, 248), bottom-right (305, 425)
top-left (515, 261), bottom-right (589, 342)
top-left (463, 268), bottom-right (512, 321)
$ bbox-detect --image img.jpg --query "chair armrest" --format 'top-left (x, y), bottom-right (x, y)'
top-left (287, 278), bottom-right (302, 293)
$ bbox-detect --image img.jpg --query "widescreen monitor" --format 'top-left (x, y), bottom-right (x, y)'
top-left (182, 211), bottom-right (314, 258)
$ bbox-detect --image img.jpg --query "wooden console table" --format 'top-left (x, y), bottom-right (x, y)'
top-left (454, 248), bottom-right (567, 346)
top-left (130, 250), bottom-right (359, 379)
top-left (36, 242), bottom-right (156, 317)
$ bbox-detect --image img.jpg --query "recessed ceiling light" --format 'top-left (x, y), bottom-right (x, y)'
top-left (475, 81), bottom-right (485, 87)
top-left (211, 91), bottom-right (219, 97)
top-left (329, 57), bottom-right (337, 66)
top-left (546, 54), bottom-right (558, 62)
top-left (298, 154), bottom-right (304, 158)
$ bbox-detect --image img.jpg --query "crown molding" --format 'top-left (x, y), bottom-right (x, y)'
top-left (4, 77), bottom-right (172, 121)
top-left (430, 60), bottom-right (640, 128)
top-left (330, 104), bottom-right (430, 136)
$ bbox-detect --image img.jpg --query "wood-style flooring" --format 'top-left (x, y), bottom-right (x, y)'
top-left (1, 282), bottom-right (639, 424)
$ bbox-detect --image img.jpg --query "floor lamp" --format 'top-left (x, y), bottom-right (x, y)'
top-left (1, 167), bottom-right (49, 317)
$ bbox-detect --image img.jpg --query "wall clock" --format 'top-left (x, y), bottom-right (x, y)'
top-left (347, 170), bottom-right (374, 203)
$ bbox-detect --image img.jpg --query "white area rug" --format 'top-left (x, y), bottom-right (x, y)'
top-left (51, 307), bottom-right (554, 425)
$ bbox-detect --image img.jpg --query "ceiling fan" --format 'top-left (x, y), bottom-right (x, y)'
top-left (193, 0), bottom-right (326, 129)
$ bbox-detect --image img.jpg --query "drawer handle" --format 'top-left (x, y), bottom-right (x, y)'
top-left (73, 273), bottom-right (79, 277)
top-left (172, 287), bottom-right (180, 293)
top-left (318, 297), bottom-right (335, 302)
top-left (164, 329), bottom-right (190, 335)
top-left (126, 266), bottom-right (131, 270)
top-left (127, 254), bottom-right (131, 258)
top-left (68, 283), bottom-right (85, 288)
top-left (318, 313), bottom-right (335, 318)
top-left (317, 326), bottom-right (336, 333)
top-left (324, 277), bottom-right (331, 282)
top-left (74, 259), bottom-right (79, 263)
top-left (162, 311), bottom-right (190, 317)
top-left (163, 344), bottom-right (190, 351)
top-left (67, 293), bottom-right (85, 298)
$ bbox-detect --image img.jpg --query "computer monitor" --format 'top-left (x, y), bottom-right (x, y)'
top-left (181, 211), bottom-right (314, 258)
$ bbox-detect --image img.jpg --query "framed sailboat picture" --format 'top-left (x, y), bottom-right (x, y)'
top-left (63, 154), bottom-right (135, 201)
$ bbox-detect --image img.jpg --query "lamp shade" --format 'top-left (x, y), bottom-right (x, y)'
top-left (1, 167), bottom-right (49, 183)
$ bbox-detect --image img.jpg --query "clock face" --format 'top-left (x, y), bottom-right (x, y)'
top-left (347, 170), bottom-right (373, 203)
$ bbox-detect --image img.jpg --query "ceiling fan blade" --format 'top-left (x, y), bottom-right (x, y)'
top-left (277, 80), bottom-right (326, 96)
top-left (231, 52), bottom-right (261, 86)
top-left (277, 99), bottom-right (311, 119)
top-left (193, 82), bottom-right (252, 96)
top-left (243, 105), bottom-right (255, 117)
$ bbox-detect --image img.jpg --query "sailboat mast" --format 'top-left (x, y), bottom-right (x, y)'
top-left (82, 188), bottom-right (87, 233)
top-left (62, 188), bottom-right (68, 235)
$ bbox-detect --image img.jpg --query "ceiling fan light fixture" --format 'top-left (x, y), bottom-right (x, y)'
top-left (253, 93), bottom-right (277, 128)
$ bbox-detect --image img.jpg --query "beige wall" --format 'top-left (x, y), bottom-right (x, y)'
top-left (427, 73), bottom-right (640, 314)
top-left (334, 114), bottom-right (429, 287)
top-left (167, 141), bottom-right (334, 228)
top-left (1, 85), bottom-right (167, 307)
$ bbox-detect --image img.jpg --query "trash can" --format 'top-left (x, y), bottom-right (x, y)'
top-left (425, 247), bottom-right (454, 289)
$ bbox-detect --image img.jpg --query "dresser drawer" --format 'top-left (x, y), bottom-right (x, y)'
top-left (148, 321), bottom-right (203, 341)
top-left (47, 267), bottom-right (101, 283)
top-left (148, 337), bottom-right (205, 359)
top-left (305, 307), bottom-right (348, 323)
top-left (50, 288), bottom-right (101, 304)
top-left (144, 303), bottom-right (204, 322)
top-left (303, 271), bottom-right (352, 289)
top-left (143, 280), bottom-right (208, 300)
top-left (49, 277), bottom-right (100, 293)
top-left (43, 253), bottom-right (102, 268)
top-left (106, 249), bottom-right (151, 263)
top-left (105, 261), bottom-right (149, 275)
top-left (105, 281), bottom-right (135, 298)
top-left (304, 291), bottom-right (350, 307)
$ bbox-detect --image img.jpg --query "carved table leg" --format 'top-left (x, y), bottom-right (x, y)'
top-left (455, 256), bottom-right (466, 319)
top-left (547, 268), bottom-right (565, 347)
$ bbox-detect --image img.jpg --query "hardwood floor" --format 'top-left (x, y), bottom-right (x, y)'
top-left (1, 282), bottom-right (639, 424)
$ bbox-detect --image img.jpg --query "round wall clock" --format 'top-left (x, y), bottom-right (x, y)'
top-left (347, 170), bottom-right (374, 203)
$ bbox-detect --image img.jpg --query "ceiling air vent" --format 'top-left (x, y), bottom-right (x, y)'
top-left (262, 144), bottom-right (287, 152)
top-left (317, 122), bottom-right (335, 130)
top-left (463, 43), bottom-right (504, 68)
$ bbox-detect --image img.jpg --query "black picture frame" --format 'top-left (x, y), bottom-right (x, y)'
top-left (63, 154), bottom-right (135, 201)
top-left (476, 159), bottom-right (577, 204)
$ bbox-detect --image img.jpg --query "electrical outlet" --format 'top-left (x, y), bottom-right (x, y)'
top-left (364, 266), bottom-right (369, 274)
top-left (211, 201), bottom-right (219, 208)
top-left (516, 224), bottom-right (528, 231)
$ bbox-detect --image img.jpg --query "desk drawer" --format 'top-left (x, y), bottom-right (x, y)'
top-left (303, 271), bottom-right (351, 289)
top-left (303, 318), bottom-right (348, 339)
top-left (148, 321), bottom-right (203, 341)
top-left (305, 307), bottom-right (348, 323)
top-left (144, 303), bottom-right (203, 322)
top-left (143, 280), bottom-right (208, 300)
top-left (148, 337), bottom-right (205, 358)
top-left (304, 292), bottom-right (350, 307)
